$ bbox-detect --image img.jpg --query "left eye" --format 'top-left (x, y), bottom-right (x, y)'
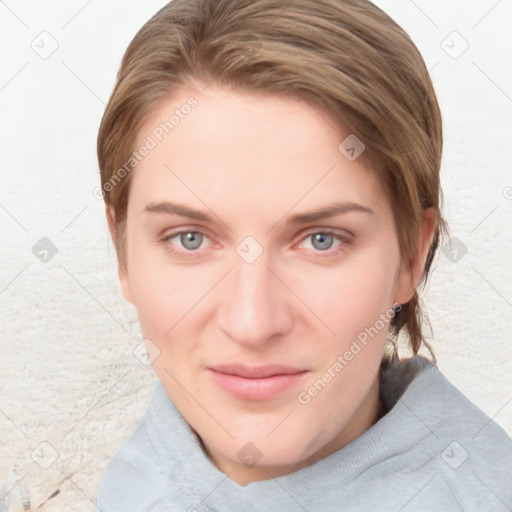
top-left (166, 231), bottom-right (207, 251)
top-left (302, 232), bottom-right (343, 251)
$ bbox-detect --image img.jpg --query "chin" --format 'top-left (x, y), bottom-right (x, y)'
top-left (217, 425), bottom-right (324, 469)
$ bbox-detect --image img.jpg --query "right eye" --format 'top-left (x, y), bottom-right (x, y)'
top-left (161, 229), bottom-right (213, 258)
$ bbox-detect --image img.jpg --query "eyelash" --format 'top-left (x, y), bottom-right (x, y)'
top-left (161, 228), bottom-right (352, 259)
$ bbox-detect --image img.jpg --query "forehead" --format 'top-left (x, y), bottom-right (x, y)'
top-left (129, 85), bottom-right (388, 222)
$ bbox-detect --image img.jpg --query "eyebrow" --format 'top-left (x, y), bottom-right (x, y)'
top-left (145, 201), bottom-right (212, 221)
top-left (285, 202), bottom-right (374, 224)
top-left (144, 200), bottom-right (374, 225)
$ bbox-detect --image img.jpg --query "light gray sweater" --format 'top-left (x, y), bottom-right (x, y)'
top-left (97, 357), bottom-right (512, 511)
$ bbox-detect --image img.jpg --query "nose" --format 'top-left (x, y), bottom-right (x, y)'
top-left (216, 251), bottom-right (293, 348)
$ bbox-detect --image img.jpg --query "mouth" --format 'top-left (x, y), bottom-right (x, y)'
top-left (208, 364), bottom-right (308, 401)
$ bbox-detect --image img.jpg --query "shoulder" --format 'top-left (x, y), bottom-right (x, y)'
top-left (409, 360), bottom-right (512, 454)
top-left (96, 383), bottom-right (175, 511)
top-left (430, 366), bottom-right (512, 500)
top-left (389, 357), bottom-right (512, 508)
top-left (97, 421), bottom-right (166, 511)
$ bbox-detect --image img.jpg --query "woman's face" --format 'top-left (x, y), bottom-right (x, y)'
top-left (117, 85), bottom-right (418, 485)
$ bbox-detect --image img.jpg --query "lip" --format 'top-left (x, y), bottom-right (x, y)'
top-left (208, 364), bottom-right (308, 401)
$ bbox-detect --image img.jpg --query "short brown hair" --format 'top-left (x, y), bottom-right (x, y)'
top-left (97, 0), bottom-right (446, 360)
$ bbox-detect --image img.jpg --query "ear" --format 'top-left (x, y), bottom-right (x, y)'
top-left (394, 208), bottom-right (436, 305)
top-left (105, 204), bottom-right (134, 304)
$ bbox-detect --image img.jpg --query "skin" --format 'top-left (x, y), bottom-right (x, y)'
top-left (107, 84), bottom-right (434, 486)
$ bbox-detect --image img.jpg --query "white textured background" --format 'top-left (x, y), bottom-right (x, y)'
top-left (1, 1), bottom-right (511, 510)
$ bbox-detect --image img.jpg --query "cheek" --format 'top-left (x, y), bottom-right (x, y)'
top-left (293, 247), bottom-right (400, 346)
top-left (291, 252), bottom-right (399, 435)
top-left (125, 236), bottom-right (198, 337)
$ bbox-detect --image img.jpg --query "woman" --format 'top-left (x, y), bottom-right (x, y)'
top-left (96, 0), bottom-right (512, 510)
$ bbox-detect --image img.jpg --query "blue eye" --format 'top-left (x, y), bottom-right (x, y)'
top-left (310, 233), bottom-right (335, 251)
top-left (178, 232), bottom-right (204, 250)
top-left (163, 230), bottom-right (207, 253)
top-left (302, 231), bottom-right (344, 252)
